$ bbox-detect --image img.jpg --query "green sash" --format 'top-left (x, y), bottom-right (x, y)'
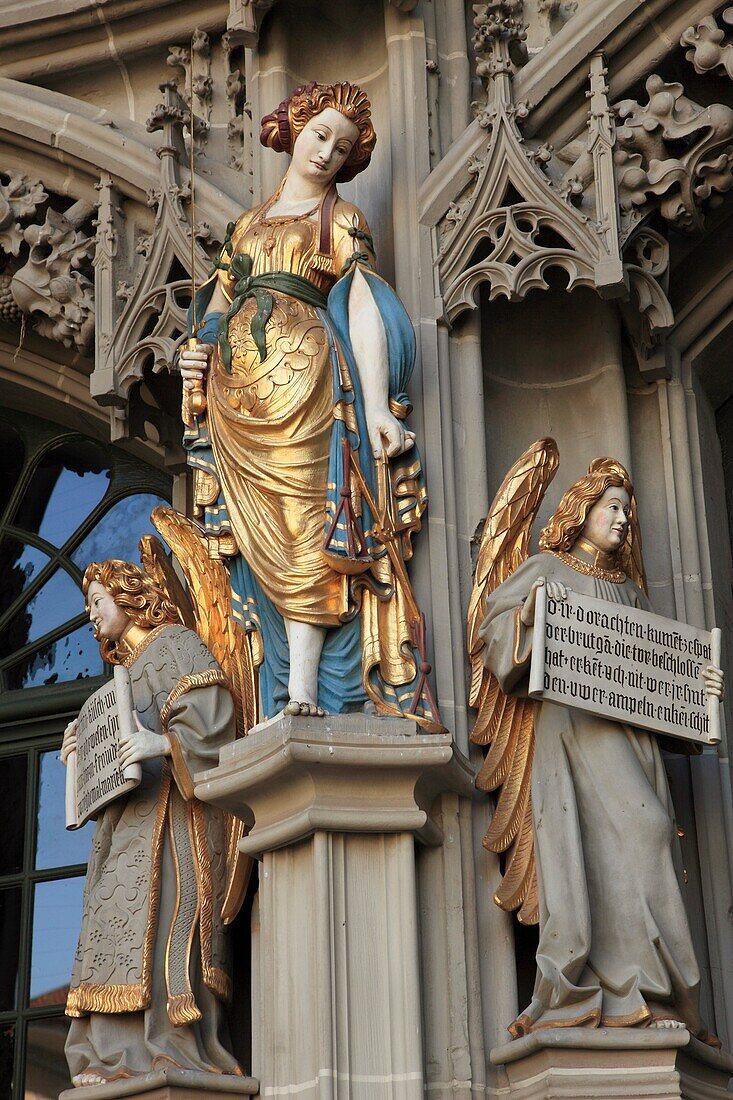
top-left (217, 253), bottom-right (328, 373)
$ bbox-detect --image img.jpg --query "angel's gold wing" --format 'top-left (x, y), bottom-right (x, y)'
top-left (139, 534), bottom-right (196, 631)
top-left (467, 438), bottom-right (559, 925)
top-left (148, 507), bottom-right (262, 925)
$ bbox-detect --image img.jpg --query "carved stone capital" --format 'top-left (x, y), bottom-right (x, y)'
top-left (196, 714), bottom-right (474, 855)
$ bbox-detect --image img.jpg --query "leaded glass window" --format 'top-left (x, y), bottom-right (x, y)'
top-left (0, 410), bottom-right (170, 698)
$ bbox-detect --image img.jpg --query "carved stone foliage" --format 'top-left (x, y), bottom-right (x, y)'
top-left (620, 226), bottom-right (674, 364)
top-left (0, 171), bottom-right (95, 353)
top-left (166, 29), bottom-right (212, 155)
top-left (166, 27), bottom-right (249, 176)
top-left (437, 6), bottom-right (626, 323)
top-left (615, 76), bottom-right (733, 235)
top-left (682, 7), bottom-right (733, 80)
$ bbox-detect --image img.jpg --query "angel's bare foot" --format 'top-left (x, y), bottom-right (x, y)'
top-left (72, 1072), bottom-right (107, 1087)
top-left (649, 1018), bottom-right (686, 1030)
top-left (284, 700), bottom-right (325, 717)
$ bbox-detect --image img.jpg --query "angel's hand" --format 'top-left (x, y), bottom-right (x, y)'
top-left (118, 713), bottom-right (171, 768)
top-left (178, 342), bottom-right (213, 391)
top-left (546, 580), bottom-right (569, 602)
top-left (521, 578), bottom-right (545, 627)
top-left (702, 664), bottom-right (724, 701)
top-left (60, 719), bottom-right (78, 766)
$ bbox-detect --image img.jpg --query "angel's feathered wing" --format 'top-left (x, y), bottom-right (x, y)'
top-left (147, 507), bottom-right (262, 925)
top-left (467, 438), bottom-right (559, 925)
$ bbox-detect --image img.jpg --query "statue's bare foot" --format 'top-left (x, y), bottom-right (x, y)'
top-left (73, 1073), bottom-right (107, 1087)
top-left (649, 1018), bottom-right (686, 1030)
top-left (284, 699), bottom-right (325, 717)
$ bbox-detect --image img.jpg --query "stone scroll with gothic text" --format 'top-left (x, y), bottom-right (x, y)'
top-left (65, 665), bottom-right (141, 829)
top-left (529, 587), bottom-right (721, 747)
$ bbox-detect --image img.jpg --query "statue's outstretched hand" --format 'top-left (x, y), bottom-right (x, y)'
top-left (178, 342), bottom-right (213, 391)
top-left (546, 580), bottom-right (569, 602)
top-left (365, 407), bottom-right (416, 459)
top-left (60, 719), bottom-right (78, 766)
top-left (118, 713), bottom-right (171, 768)
top-left (702, 664), bottom-right (725, 701)
top-left (520, 578), bottom-right (569, 626)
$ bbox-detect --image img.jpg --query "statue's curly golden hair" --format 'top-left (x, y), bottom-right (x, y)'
top-left (539, 457), bottom-right (635, 557)
top-left (260, 81), bottom-right (376, 183)
top-left (83, 559), bottom-right (178, 664)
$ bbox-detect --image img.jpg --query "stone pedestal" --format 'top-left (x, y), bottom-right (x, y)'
top-left (490, 1027), bottom-right (733, 1099)
top-left (58, 1068), bottom-right (258, 1100)
top-left (195, 714), bottom-right (474, 1100)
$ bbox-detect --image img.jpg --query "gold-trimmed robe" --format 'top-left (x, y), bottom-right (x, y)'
top-left (480, 553), bottom-right (705, 1037)
top-left (65, 624), bottom-right (241, 1080)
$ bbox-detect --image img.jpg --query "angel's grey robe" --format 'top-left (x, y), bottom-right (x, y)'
top-left (65, 623), bottom-right (242, 1080)
top-left (480, 550), bottom-right (707, 1037)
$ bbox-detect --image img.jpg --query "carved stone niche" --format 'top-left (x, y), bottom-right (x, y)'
top-left (0, 172), bottom-right (96, 355)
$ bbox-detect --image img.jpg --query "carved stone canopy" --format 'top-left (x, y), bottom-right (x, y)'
top-left (92, 84), bottom-right (224, 454)
top-left (437, 6), bottom-right (628, 325)
top-left (429, 1), bottom-right (733, 375)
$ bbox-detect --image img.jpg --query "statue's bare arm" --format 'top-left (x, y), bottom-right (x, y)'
top-left (348, 266), bottom-right (414, 459)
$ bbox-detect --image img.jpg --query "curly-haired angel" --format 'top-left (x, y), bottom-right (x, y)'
top-left (177, 80), bottom-right (440, 730)
top-left (60, 551), bottom-right (251, 1085)
top-left (467, 439), bottom-right (724, 1042)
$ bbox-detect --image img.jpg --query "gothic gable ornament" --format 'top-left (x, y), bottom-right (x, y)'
top-left (438, 4), bottom-right (627, 325)
top-left (91, 83), bottom-right (214, 444)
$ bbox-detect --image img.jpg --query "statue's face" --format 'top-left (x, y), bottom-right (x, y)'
top-left (581, 486), bottom-right (630, 554)
top-left (290, 107), bottom-right (360, 186)
top-left (86, 580), bottom-right (131, 643)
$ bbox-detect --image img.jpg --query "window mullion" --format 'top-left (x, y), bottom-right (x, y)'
top-left (10, 747), bottom-right (36, 1099)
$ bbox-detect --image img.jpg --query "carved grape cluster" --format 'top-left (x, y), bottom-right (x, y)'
top-left (0, 274), bottom-right (21, 324)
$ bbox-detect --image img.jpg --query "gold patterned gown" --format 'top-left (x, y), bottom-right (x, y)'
top-left (205, 198), bottom-right (372, 628)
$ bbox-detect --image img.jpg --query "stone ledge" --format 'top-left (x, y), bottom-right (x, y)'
top-left (490, 1027), bottom-right (733, 1099)
top-left (58, 1067), bottom-right (258, 1100)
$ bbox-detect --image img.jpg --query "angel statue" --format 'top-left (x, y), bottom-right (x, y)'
top-left (467, 439), bottom-right (724, 1042)
top-left (176, 80), bottom-right (441, 731)
top-left (60, 538), bottom-right (255, 1085)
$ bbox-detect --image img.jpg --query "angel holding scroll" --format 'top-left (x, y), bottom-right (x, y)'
top-left (59, 537), bottom-right (254, 1085)
top-left (468, 439), bottom-right (724, 1041)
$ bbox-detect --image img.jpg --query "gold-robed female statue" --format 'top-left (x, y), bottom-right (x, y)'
top-left (468, 439), bottom-right (724, 1042)
top-left (176, 80), bottom-right (441, 730)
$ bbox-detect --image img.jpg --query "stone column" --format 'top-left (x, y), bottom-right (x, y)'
top-left (195, 714), bottom-right (474, 1100)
